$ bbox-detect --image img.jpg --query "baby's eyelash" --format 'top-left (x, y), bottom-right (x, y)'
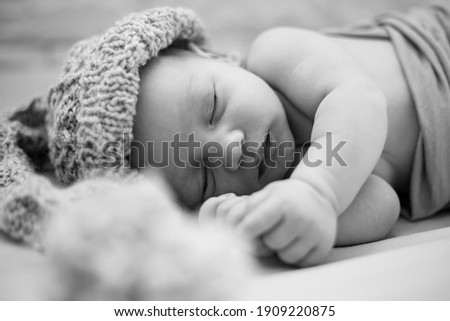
top-left (202, 163), bottom-right (208, 199)
top-left (209, 87), bottom-right (217, 125)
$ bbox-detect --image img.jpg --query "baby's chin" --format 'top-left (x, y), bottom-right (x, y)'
top-left (263, 143), bottom-right (299, 185)
top-left (260, 162), bottom-right (291, 189)
top-left (282, 144), bottom-right (302, 180)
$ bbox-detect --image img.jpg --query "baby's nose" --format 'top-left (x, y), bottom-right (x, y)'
top-left (223, 129), bottom-right (244, 171)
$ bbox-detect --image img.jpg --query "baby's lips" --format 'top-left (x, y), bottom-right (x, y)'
top-left (258, 132), bottom-right (274, 181)
top-left (223, 192), bottom-right (237, 198)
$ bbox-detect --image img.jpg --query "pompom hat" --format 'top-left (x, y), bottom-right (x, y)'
top-left (48, 7), bottom-right (206, 183)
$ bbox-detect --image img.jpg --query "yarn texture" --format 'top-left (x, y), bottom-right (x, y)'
top-left (0, 7), bottom-right (206, 246)
top-left (48, 7), bottom-right (206, 183)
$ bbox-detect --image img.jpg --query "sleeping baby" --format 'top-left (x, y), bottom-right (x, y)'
top-left (130, 5), bottom-right (450, 266)
top-left (1, 6), bottom-right (449, 267)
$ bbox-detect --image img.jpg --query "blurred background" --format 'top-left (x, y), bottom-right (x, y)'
top-left (0, 0), bottom-right (446, 109)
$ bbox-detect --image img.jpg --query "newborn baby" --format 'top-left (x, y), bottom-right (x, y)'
top-left (1, 6), bottom-right (449, 269)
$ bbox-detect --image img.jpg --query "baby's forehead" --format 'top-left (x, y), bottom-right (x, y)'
top-left (143, 44), bottom-right (239, 73)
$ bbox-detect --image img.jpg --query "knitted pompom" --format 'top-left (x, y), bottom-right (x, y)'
top-left (44, 174), bottom-right (254, 300)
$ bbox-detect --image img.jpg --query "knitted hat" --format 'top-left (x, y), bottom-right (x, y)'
top-left (48, 7), bottom-right (206, 183)
top-left (0, 7), bottom-right (206, 245)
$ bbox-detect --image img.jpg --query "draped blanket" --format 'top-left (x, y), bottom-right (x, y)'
top-left (325, 5), bottom-right (450, 220)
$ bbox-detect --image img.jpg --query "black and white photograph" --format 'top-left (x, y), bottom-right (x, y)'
top-left (0, 0), bottom-right (449, 318)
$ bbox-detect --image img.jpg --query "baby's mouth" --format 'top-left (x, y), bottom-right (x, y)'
top-left (258, 132), bottom-right (271, 181)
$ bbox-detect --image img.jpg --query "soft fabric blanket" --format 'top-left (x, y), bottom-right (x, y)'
top-left (2, 210), bottom-right (450, 300)
top-left (247, 226), bottom-right (450, 300)
top-left (324, 5), bottom-right (450, 220)
top-left (0, 174), bottom-right (255, 300)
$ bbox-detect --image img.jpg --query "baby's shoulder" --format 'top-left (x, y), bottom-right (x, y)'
top-left (245, 27), bottom-right (364, 116)
top-left (247, 27), bottom-right (333, 59)
top-left (245, 27), bottom-right (347, 83)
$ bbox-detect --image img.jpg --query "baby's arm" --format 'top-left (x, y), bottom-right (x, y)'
top-left (236, 28), bottom-right (389, 265)
top-left (246, 27), bottom-right (388, 216)
top-left (336, 174), bottom-right (400, 246)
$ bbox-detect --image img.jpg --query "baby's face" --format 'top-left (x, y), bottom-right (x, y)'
top-left (132, 49), bottom-right (295, 209)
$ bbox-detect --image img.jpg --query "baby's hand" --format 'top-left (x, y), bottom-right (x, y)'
top-left (199, 193), bottom-right (246, 226)
top-left (198, 193), bottom-right (274, 257)
top-left (240, 179), bottom-right (338, 267)
top-left (199, 179), bottom-right (338, 266)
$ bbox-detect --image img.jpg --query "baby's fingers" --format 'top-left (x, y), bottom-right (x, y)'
top-left (237, 198), bottom-right (283, 238)
top-left (198, 193), bottom-right (234, 224)
top-left (277, 237), bottom-right (315, 266)
top-left (253, 238), bottom-right (275, 257)
top-left (277, 231), bottom-right (330, 267)
top-left (216, 195), bottom-right (247, 223)
top-left (262, 217), bottom-right (306, 251)
top-left (223, 199), bottom-right (249, 227)
top-left (296, 237), bottom-right (333, 267)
